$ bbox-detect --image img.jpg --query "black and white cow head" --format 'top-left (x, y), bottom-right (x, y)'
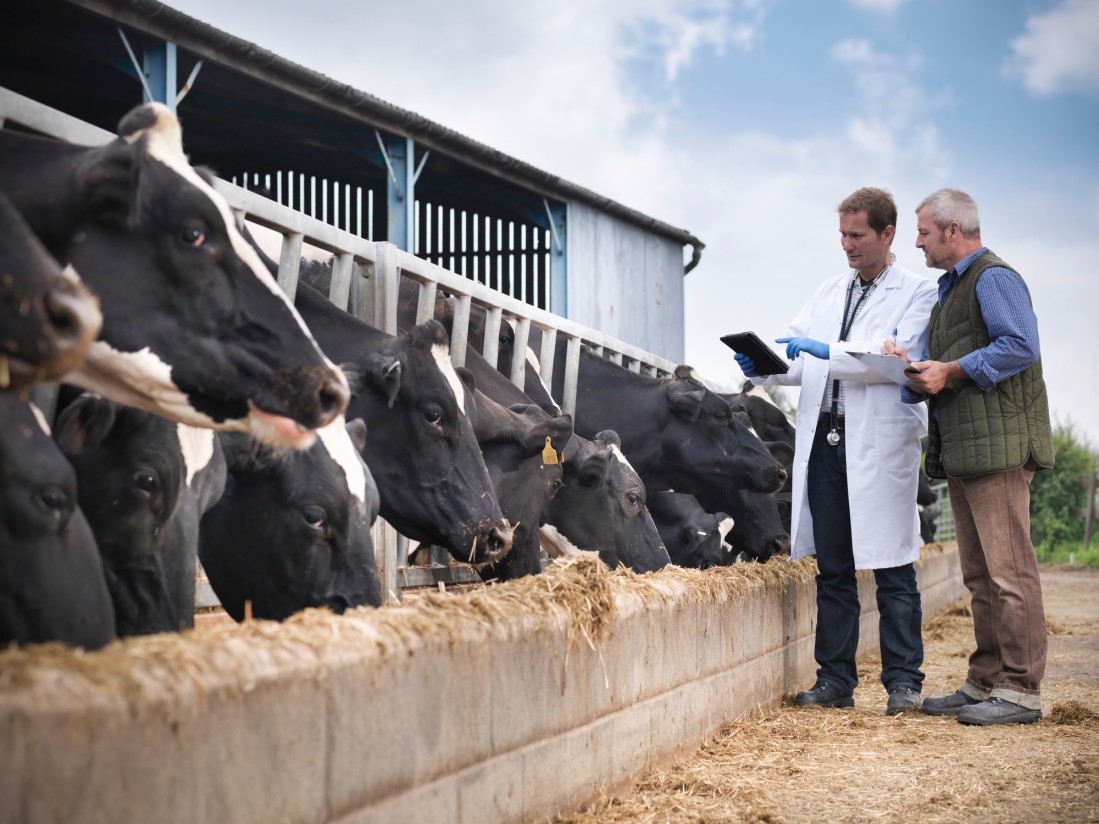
top-left (542, 430), bottom-right (670, 573)
top-left (647, 491), bottom-right (734, 569)
top-left (475, 400), bottom-right (574, 581)
top-left (56, 395), bottom-right (227, 636)
top-left (0, 103), bottom-right (348, 447)
top-left (0, 190), bottom-right (101, 390)
top-left (0, 393), bottom-right (115, 649)
top-left (200, 415), bottom-right (381, 622)
top-left (344, 318), bottom-right (513, 565)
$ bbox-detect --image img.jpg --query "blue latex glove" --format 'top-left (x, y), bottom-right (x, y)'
top-left (733, 352), bottom-right (758, 377)
top-left (776, 337), bottom-right (829, 360)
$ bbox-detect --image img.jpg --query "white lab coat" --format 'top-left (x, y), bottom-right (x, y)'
top-left (754, 263), bottom-right (939, 569)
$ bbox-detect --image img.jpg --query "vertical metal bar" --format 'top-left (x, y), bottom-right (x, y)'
top-left (373, 242), bottom-right (400, 334)
top-left (509, 317), bottom-right (530, 391)
top-left (562, 335), bottom-right (582, 416)
top-left (482, 307), bottom-right (503, 367)
top-left (1084, 471), bottom-right (1097, 549)
top-left (416, 280), bottom-right (438, 326)
top-left (329, 252), bottom-right (354, 311)
top-left (450, 295), bottom-right (471, 369)
top-left (277, 232), bottom-right (304, 299)
top-left (352, 256), bottom-right (375, 324)
top-left (539, 327), bottom-right (558, 388)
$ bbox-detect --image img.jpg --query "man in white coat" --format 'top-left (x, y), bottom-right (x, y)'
top-left (734, 187), bottom-right (938, 714)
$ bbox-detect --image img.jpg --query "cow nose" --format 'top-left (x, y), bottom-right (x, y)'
top-left (44, 287), bottom-right (102, 349)
top-left (316, 371), bottom-right (350, 424)
top-left (325, 594), bottom-right (351, 614)
top-left (480, 521), bottom-right (514, 565)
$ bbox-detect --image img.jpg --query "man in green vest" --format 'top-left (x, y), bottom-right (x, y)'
top-left (884, 188), bottom-right (1054, 726)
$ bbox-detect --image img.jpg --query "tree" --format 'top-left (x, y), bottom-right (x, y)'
top-left (1029, 423), bottom-right (1097, 554)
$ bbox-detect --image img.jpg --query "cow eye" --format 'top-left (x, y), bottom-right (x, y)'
top-left (178, 223), bottom-right (207, 247)
top-left (302, 505), bottom-right (326, 529)
top-left (550, 479), bottom-right (564, 497)
top-left (133, 470), bottom-right (159, 495)
top-left (423, 406), bottom-right (444, 428)
top-left (625, 491), bottom-right (641, 508)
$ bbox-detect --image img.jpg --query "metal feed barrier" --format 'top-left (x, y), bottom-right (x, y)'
top-left (0, 87), bottom-right (682, 603)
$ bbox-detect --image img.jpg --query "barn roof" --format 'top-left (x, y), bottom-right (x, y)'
top-left (19, 0), bottom-right (704, 272)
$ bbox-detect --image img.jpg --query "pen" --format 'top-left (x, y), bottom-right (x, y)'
top-left (891, 327), bottom-right (898, 346)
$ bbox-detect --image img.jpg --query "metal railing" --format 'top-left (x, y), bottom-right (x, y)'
top-left (0, 87), bottom-right (680, 603)
top-left (929, 481), bottom-right (956, 543)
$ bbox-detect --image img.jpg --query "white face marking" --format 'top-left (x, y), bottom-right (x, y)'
top-left (176, 425), bottom-right (215, 487)
top-left (718, 516), bottom-right (735, 542)
top-left (130, 105), bottom-right (344, 383)
top-left (431, 342), bottom-right (466, 415)
top-left (538, 524), bottom-right (596, 558)
top-left (316, 415), bottom-right (367, 505)
top-left (29, 402), bottom-right (50, 436)
top-left (608, 443), bottom-right (637, 475)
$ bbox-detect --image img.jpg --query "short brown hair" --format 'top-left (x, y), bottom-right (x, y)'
top-left (837, 187), bottom-right (897, 236)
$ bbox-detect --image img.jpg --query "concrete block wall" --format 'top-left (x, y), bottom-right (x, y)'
top-left (0, 546), bottom-right (966, 824)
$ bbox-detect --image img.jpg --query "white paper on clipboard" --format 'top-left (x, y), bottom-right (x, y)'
top-left (843, 347), bottom-right (923, 387)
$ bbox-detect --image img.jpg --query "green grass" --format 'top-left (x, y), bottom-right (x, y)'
top-left (1036, 539), bottom-right (1099, 569)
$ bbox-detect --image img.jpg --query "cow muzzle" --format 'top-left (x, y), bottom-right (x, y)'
top-left (466, 519), bottom-right (514, 567)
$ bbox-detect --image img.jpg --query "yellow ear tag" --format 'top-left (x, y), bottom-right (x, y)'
top-left (542, 436), bottom-right (560, 466)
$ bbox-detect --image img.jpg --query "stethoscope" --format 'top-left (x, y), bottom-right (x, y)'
top-left (826, 265), bottom-right (889, 446)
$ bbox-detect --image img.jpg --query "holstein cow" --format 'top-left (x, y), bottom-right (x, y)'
top-left (0, 103), bottom-right (348, 447)
top-left (540, 340), bottom-right (786, 499)
top-left (647, 491), bottom-right (733, 569)
top-left (293, 282), bottom-right (511, 565)
top-left (724, 383), bottom-right (796, 532)
top-left (471, 397), bottom-right (573, 581)
top-left (0, 190), bottom-right (101, 390)
top-left (200, 416), bottom-right (382, 621)
top-left (456, 342), bottom-right (667, 574)
top-left (0, 393), bottom-right (115, 648)
top-left (541, 430), bottom-right (670, 573)
top-left (55, 395), bottom-right (227, 636)
top-left (699, 485), bottom-right (790, 563)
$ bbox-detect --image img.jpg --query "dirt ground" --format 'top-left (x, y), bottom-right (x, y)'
top-left (555, 567), bottom-right (1099, 824)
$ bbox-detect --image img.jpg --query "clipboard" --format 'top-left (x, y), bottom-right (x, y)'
top-left (845, 350), bottom-right (923, 387)
top-left (720, 332), bottom-right (789, 376)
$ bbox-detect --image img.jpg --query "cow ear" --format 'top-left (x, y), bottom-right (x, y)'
top-left (345, 417), bottom-right (368, 453)
top-left (55, 394), bottom-right (117, 454)
top-left (76, 141), bottom-right (137, 225)
top-left (366, 352), bottom-right (403, 408)
top-left (340, 362), bottom-right (366, 397)
top-left (665, 382), bottom-right (706, 419)
top-left (593, 429), bottom-right (622, 451)
top-left (576, 444), bottom-right (610, 487)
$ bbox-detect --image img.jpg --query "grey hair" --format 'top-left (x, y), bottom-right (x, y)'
top-left (915, 188), bottom-right (981, 238)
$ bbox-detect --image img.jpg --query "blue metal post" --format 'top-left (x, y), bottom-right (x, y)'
top-left (382, 135), bottom-right (418, 251)
top-left (547, 202), bottom-right (568, 316)
top-left (142, 41), bottom-right (177, 114)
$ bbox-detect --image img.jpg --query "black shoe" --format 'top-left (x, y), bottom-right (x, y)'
top-left (885, 685), bottom-right (922, 715)
top-left (794, 681), bottom-right (854, 708)
top-left (957, 697), bottom-right (1042, 726)
top-left (921, 688), bottom-right (983, 716)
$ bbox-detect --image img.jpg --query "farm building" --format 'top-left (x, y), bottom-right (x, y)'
top-left (0, 0), bottom-right (704, 363)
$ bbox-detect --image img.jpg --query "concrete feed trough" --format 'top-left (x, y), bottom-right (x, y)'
top-left (0, 547), bottom-right (966, 823)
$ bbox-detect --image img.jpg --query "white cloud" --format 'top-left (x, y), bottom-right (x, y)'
top-left (847, 0), bottom-right (911, 12)
top-left (1007, 0), bottom-right (1099, 98)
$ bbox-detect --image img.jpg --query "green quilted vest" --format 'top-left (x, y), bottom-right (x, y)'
top-left (925, 250), bottom-right (1054, 479)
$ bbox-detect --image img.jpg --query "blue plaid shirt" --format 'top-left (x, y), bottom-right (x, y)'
top-left (903, 247), bottom-right (1040, 403)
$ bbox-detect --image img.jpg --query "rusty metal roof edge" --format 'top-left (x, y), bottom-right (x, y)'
top-left (70, 0), bottom-right (705, 272)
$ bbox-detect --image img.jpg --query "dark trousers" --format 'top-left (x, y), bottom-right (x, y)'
top-left (806, 420), bottom-right (925, 692)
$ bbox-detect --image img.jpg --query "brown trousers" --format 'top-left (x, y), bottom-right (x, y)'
top-left (948, 464), bottom-right (1046, 708)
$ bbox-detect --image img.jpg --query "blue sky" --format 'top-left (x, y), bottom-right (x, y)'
top-left (168, 0), bottom-right (1099, 446)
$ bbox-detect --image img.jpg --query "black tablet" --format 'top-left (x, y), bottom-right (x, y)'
top-left (720, 332), bottom-right (789, 375)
